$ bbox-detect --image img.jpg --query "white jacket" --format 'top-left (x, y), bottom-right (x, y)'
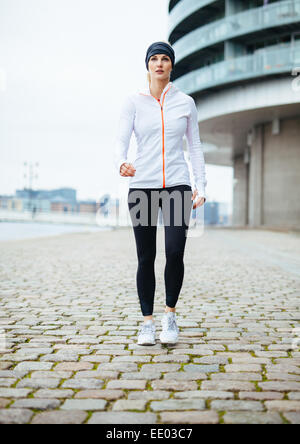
top-left (114, 81), bottom-right (207, 199)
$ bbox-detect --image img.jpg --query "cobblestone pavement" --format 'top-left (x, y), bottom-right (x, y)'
top-left (0, 226), bottom-right (300, 424)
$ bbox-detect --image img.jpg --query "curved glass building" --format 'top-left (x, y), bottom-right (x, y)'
top-left (169, 0), bottom-right (300, 229)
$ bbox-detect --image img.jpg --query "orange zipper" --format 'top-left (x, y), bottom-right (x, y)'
top-left (153, 85), bottom-right (172, 188)
top-left (139, 85), bottom-right (172, 188)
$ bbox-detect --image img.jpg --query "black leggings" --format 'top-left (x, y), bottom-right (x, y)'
top-left (127, 184), bottom-right (193, 316)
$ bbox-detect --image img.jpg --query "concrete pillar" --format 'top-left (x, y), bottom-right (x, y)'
top-left (232, 154), bottom-right (248, 226)
top-left (248, 124), bottom-right (263, 227)
top-left (224, 0), bottom-right (246, 60)
top-left (262, 116), bottom-right (300, 229)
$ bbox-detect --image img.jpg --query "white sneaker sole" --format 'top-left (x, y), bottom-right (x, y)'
top-left (159, 333), bottom-right (178, 345)
top-left (137, 340), bottom-right (156, 346)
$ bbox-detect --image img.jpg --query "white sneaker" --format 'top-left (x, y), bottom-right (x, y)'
top-left (137, 320), bottom-right (156, 345)
top-left (159, 312), bottom-right (179, 344)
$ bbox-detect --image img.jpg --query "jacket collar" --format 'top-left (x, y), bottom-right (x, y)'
top-left (138, 81), bottom-right (177, 100)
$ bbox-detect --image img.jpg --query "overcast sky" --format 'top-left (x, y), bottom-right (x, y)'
top-left (0, 0), bottom-right (233, 205)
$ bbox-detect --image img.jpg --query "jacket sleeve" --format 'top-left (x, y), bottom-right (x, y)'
top-left (185, 96), bottom-right (207, 201)
top-left (113, 95), bottom-right (136, 174)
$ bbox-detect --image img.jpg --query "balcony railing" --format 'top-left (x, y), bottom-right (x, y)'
top-left (172, 0), bottom-right (300, 63)
top-left (173, 42), bottom-right (300, 94)
top-left (169, 0), bottom-right (216, 36)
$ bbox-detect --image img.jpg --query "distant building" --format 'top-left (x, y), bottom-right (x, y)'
top-left (1, 187), bottom-right (113, 218)
top-left (203, 201), bottom-right (230, 225)
top-left (77, 200), bottom-right (100, 214)
top-left (0, 195), bottom-right (14, 209)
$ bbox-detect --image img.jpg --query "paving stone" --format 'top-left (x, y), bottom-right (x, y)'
top-left (211, 400), bottom-right (263, 411)
top-left (0, 408), bottom-right (33, 424)
top-left (150, 399), bottom-right (205, 411)
top-left (112, 400), bottom-right (147, 411)
top-left (265, 373), bottom-right (300, 381)
top-left (61, 399), bottom-right (107, 410)
top-left (1, 353), bottom-right (41, 362)
top-left (34, 389), bottom-right (74, 399)
top-left (0, 388), bottom-right (32, 398)
top-left (16, 378), bottom-right (61, 389)
top-left (61, 379), bottom-right (104, 389)
top-left (151, 380), bottom-right (198, 391)
top-left (106, 380), bottom-right (147, 390)
top-left (160, 411), bottom-right (219, 424)
top-left (258, 381), bottom-right (300, 391)
top-left (163, 372), bottom-right (207, 380)
top-left (14, 362), bottom-right (53, 372)
top-left (0, 378), bottom-right (16, 387)
top-left (173, 390), bottom-right (234, 399)
top-left (80, 355), bottom-right (110, 363)
top-left (224, 364), bottom-right (261, 372)
top-left (0, 370), bottom-right (29, 379)
top-left (0, 362), bottom-right (13, 370)
top-left (265, 400), bottom-right (300, 411)
top-left (282, 412), bottom-right (300, 424)
top-left (97, 363), bottom-right (138, 372)
top-left (140, 364), bottom-right (181, 372)
top-left (239, 391), bottom-right (284, 400)
top-left (210, 372), bottom-right (262, 381)
top-left (30, 371), bottom-right (73, 379)
top-left (120, 372), bottom-right (162, 380)
top-left (201, 381), bottom-right (255, 391)
top-left (54, 362), bottom-right (93, 371)
top-left (127, 391), bottom-right (170, 400)
top-left (152, 355), bottom-right (190, 363)
top-left (193, 356), bottom-right (229, 365)
top-left (230, 357), bottom-right (270, 364)
top-left (73, 371), bottom-right (107, 379)
top-left (265, 364), bottom-right (300, 374)
top-left (94, 371), bottom-right (119, 379)
top-left (74, 390), bottom-right (125, 400)
top-left (88, 412), bottom-right (157, 424)
top-left (184, 364), bottom-right (219, 373)
top-left (223, 412), bottom-right (283, 424)
top-left (111, 356), bottom-right (151, 363)
top-left (31, 411), bottom-right (87, 424)
top-left (12, 399), bottom-right (61, 410)
top-left (288, 392), bottom-right (300, 400)
top-left (171, 349), bottom-right (214, 356)
top-left (0, 398), bottom-right (10, 408)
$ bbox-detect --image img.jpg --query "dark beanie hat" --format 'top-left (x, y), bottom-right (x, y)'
top-left (145, 41), bottom-right (175, 71)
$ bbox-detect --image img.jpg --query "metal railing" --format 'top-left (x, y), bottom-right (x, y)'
top-left (173, 42), bottom-right (300, 94)
top-left (172, 0), bottom-right (300, 63)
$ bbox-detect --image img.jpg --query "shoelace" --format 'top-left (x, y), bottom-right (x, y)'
top-left (139, 323), bottom-right (155, 335)
top-left (163, 316), bottom-right (178, 332)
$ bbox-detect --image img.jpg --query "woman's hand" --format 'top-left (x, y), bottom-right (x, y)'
top-left (191, 189), bottom-right (206, 209)
top-left (120, 162), bottom-right (136, 177)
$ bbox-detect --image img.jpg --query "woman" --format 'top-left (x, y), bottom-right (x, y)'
top-left (114, 41), bottom-right (207, 346)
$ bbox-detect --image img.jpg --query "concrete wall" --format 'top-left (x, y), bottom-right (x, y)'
top-left (221, 115), bottom-right (300, 230)
top-left (262, 116), bottom-right (300, 229)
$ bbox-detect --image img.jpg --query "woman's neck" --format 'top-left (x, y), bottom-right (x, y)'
top-left (149, 78), bottom-right (170, 99)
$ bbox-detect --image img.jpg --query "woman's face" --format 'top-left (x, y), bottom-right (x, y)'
top-left (148, 54), bottom-right (172, 81)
